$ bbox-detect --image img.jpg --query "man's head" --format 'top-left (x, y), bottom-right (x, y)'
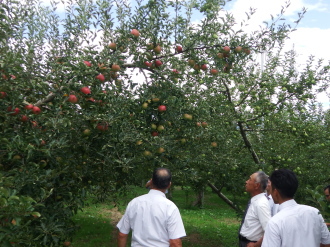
top-left (270, 169), bottom-right (298, 204)
top-left (324, 185), bottom-right (330, 202)
top-left (152, 168), bottom-right (172, 190)
top-left (245, 171), bottom-right (268, 196)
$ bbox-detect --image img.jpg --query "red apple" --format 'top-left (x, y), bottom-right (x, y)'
top-left (0, 92), bottom-right (7, 98)
top-left (210, 69), bottom-right (218, 75)
top-left (151, 131), bottom-right (159, 137)
top-left (144, 61), bottom-right (152, 67)
top-left (67, 95), bottom-right (78, 103)
top-left (223, 46), bottom-right (230, 53)
top-left (176, 45), bottom-right (183, 53)
top-left (111, 64), bottom-right (120, 72)
top-left (7, 106), bottom-right (20, 116)
top-left (201, 122), bottom-right (208, 128)
top-left (196, 122), bottom-right (201, 127)
top-left (211, 142), bottom-right (217, 147)
top-left (131, 29), bottom-right (140, 37)
top-left (10, 75), bottom-right (16, 79)
top-left (81, 87), bottom-right (91, 95)
top-left (235, 46), bottom-right (242, 53)
top-left (172, 69), bottom-right (179, 74)
top-left (155, 60), bottom-right (162, 67)
top-left (158, 105), bottom-right (167, 112)
top-left (86, 97), bottom-right (95, 102)
top-left (217, 53), bottom-right (224, 59)
top-left (97, 123), bottom-right (108, 131)
top-left (96, 73), bottom-right (105, 82)
top-left (193, 64), bottom-right (200, 71)
top-left (20, 115), bottom-right (29, 122)
top-left (25, 104), bottom-right (34, 110)
top-left (83, 61), bottom-right (91, 67)
top-left (201, 64), bottom-right (208, 71)
top-left (153, 45), bottom-right (162, 54)
top-left (63, 241), bottom-right (71, 246)
top-left (32, 106), bottom-right (41, 115)
top-left (243, 48), bottom-right (251, 55)
top-left (109, 42), bottom-right (117, 50)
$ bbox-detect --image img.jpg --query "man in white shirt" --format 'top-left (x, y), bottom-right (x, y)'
top-left (262, 169), bottom-right (330, 247)
top-left (265, 178), bottom-right (279, 216)
top-left (117, 168), bottom-right (186, 247)
top-left (239, 171), bottom-right (271, 247)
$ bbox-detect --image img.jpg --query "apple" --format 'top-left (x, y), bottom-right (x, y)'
top-left (157, 125), bottom-right (165, 132)
top-left (63, 241), bottom-right (71, 246)
top-left (13, 155), bottom-right (21, 160)
top-left (97, 123), bottom-right (108, 131)
top-left (151, 131), bottom-right (159, 137)
top-left (142, 102), bottom-right (148, 109)
top-left (144, 61), bottom-right (152, 67)
top-left (243, 48), bottom-right (251, 55)
top-left (180, 138), bottom-right (187, 144)
top-left (151, 123), bottom-right (157, 129)
top-left (211, 142), bottom-right (217, 147)
top-left (109, 42), bottom-right (117, 50)
top-left (83, 129), bottom-right (91, 136)
top-left (31, 121), bottom-right (38, 128)
top-left (217, 53), bottom-right (224, 59)
top-left (20, 115), bottom-right (29, 122)
top-left (40, 140), bottom-right (46, 146)
top-left (110, 71), bottom-right (118, 79)
top-left (11, 75), bottom-right (16, 79)
top-left (183, 114), bottom-right (193, 120)
top-left (172, 69), bottom-right (179, 74)
top-left (0, 92), bottom-right (7, 98)
top-left (210, 69), bottom-right (218, 75)
top-left (136, 140), bottom-right (143, 145)
top-left (86, 97), bottom-right (95, 102)
top-left (234, 46), bottom-right (242, 53)
top-left (111, 64), bottom-right (120, 72)
top-left (201, 64), bottom-right (208, 71)
top-left (81, 87), bottom-right (91, 95)
top-left (7, 106), bottom-right (20, 116)
top-left (223, 46), bottom-right (230, 53)
top-left (153, 45), bottom-right (162, 54)
top-left (193, 64), bottom-right (200, 71)
top-left (196, 122), bottom-right (201, 127)
top-left (25, 104), bottom-right (34, 110)
top-left (152, 98), bottom-right (160, 102)
top-left (155, 60), bottom-right (162, 67)
top-left (131, 29), bottom-right (140, 37)
top-left (146, 43), bottom-right (154, 50)
top-left (188, 59), bottom-right (195, 67)
top-left (143, 150), bottom-right (152, 156)
top-left (157, 147), bottom-right (165, 153)
top-left (31, 106), bottom-right (41, 115)
top-left (67, 95), bottom-right (78, 103)
top-left (158, 105), bottom-right (166, 112)
top-left (201, 122), bottom-right (208, 128)
top-left (176, 45), bottom-right (183, 53)
top-left (96, 73), bottom-right (105, 82)
top-left (83, 61), bottom-right (91, 67)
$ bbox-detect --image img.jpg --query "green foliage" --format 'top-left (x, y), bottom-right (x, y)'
top-left (0, 0), bottom-right (329, 245)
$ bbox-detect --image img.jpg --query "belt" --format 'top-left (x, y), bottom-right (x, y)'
top-left (239, 234), bottom-right (252, 242)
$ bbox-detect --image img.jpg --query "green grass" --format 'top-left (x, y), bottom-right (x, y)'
top-left (71, 187), bottom-right (242, 247)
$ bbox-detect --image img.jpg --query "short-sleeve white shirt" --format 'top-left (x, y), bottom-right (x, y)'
top-left (117, 189), bottom-right (186, 247)
top-left (240, 193), bottom-right (271, 241)
top-left (262, 199), bottom-right (330, 247)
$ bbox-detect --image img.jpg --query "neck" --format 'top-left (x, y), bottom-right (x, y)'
top-left (250, 191), bottom-right (263, 197)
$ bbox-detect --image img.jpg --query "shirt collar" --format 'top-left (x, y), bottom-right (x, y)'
top-left (278, 199), bottom-right (297, 212)
top-left (149, 189), bottom-right (166, 197)
top-left (251, 192), bottom-right (266, 202)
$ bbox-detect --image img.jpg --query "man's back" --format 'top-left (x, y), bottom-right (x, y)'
top-left (262, 199), bottom-right (330, 247)
top-left (117, 189), bottom-right (186, 247)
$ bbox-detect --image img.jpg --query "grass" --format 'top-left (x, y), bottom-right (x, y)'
top-left (71, 186), bottom-right (243, 247)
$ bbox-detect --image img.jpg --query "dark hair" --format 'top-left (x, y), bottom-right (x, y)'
top-left (270, 169), bottom-right (298, 199)
top-left (255, 171), bottom-right (268, 192)
top-left (324, 185), bottom-right (330, 192)
top-left (152, 168), bottom-right (171, 189)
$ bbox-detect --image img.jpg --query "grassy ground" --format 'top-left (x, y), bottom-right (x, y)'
top-left (71, 186), bottom-right (244, 247)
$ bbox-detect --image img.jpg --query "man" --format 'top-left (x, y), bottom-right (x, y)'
top-left (265, 178), bottom-right (279, 216)
top-left (117, 168), bottom-right (186, 247)
top-left (239, 171), bottom-right (271, 247)
top-left (324, 185), bottom-right (330, 203)
top-left (262, 169), bottom-right (330, 247)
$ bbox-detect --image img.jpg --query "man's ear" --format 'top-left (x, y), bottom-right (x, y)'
top-left (167, 182), bottom-right (172, 189)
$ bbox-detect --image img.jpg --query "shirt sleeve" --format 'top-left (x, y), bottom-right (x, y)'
top-left (257, 200), bottom-right (271, 231)
top-left (261, 220), bottom-right (281, 247)
top-left (116, 203), bottom-right (131, 234)
top-left (319, 212), bottom-right (330, 244)
top-left (167, 206), bottom-right (186, 240)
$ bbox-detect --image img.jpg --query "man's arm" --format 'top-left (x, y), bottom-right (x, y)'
top-left (247, 237), bottom-right (263, 247)
top-left (169, 238), bottom-right (182, 247)
top-left (117, 231), bottom-right (128, 247)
